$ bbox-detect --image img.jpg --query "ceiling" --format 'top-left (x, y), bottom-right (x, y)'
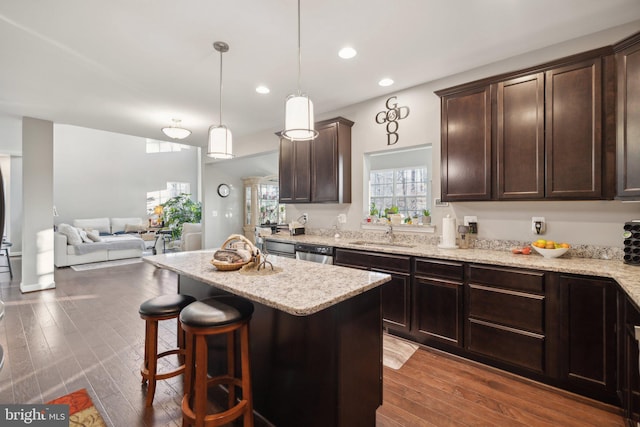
top-left (1, 0), bottom-right (639, 151)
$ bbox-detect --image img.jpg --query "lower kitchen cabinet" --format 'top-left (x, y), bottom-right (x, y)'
top-left (623, 297), bottom-right (640, 422)
top-left (466, 264), bottom-right (548, 375)
top-left (559, 274), bottom-right (618, 403)
top-left (412, 258), bottom-right (464, 347)
top-left (334, 248), bottom-right (411, 334)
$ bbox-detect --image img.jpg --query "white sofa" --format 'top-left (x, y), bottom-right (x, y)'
top-left (54, 217), bottom-right (147, 267)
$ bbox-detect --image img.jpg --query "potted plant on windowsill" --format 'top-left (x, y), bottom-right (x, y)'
top-left (421, 209), bottom-right (431, 225)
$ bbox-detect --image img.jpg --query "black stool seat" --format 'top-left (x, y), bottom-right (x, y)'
top-left (180, 295), bottom-right (254, 328)
top-left (139, 294), bottom-right (197, 317)
top-left (139, 293), bottom-right (197, 407)
top-left (180, 295), bottom-right (255, 427)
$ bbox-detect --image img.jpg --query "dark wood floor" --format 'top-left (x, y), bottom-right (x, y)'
top-left (0, 257), bottom-right (627, 426)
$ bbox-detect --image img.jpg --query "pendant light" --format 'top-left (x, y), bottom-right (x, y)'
top-left (162, 119), bottom-right (191, 140)
top-left (282, 0), bottom-right (318, 141)
top-left (207, 41), bottom-right (233, 159)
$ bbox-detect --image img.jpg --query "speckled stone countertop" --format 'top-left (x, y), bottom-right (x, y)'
top-left (143, 251), bottom-right (391, 316)
top-left (265, 233), bottom-right (640, 309)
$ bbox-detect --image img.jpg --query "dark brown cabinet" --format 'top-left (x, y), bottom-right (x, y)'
top-left (559, 274), bottom-right (618, 403)
top-left (334, 248), bottom-right (411, 334)
top-left (465, 265), bottom-right (548, 374)
top-left (278, 117), bottom-right (353, 204)
top-left (437, 48), bottom-right (615, 201)
top-left (496, 73), bottom-right (545, 199)
top-left (439, 86), bottom-right (492, 201)
top-left (623, 297), bottom-right (640, 423)
top-left (615, 32), bottom-right (640, 199)
top-left (279, 138), bottom-right (311, 202)
top-left (412, 258), bottom-right (464, 347)
top-left (545, 59), bottom-right (603, 199)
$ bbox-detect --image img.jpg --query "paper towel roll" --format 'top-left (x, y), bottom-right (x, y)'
top-left (441, 216), bottom-right (457, 248)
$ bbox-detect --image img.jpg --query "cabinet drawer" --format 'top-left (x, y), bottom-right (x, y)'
top-left (414, 258), bottom-right (463, 281)
top-left (469, 264), bottom-right (544, 293)
top-left (467, 319), bottom-right (545, 374)
top-left (468, 284), bottom-right (544, 334)
top-left (334, 248), bottom-right (411, 273)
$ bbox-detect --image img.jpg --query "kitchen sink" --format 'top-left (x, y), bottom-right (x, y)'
top-left (349, 240), bottom-right (416, 248)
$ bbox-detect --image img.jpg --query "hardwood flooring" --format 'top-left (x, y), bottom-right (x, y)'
top-left (0, 257), bottom-right (627, 426)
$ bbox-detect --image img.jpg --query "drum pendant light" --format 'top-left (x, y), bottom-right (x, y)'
top-left (282, 0), bottom-right (318, 141)
top-left (207, 41), bottom-right (233, 159)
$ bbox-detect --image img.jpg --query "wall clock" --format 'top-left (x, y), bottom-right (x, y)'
top-left (217, 183), bottom-right (230, 197)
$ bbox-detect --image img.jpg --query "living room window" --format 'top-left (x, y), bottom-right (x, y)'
top-left (147, 182), bottom-right (190, 214)
top-left (146, 139), bottom-right (190, 153)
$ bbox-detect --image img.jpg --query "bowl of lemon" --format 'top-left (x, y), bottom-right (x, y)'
top-left (531, 239), bottom-right (571, 258)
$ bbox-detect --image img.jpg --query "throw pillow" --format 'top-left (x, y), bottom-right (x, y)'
top-left (58, 223), bottom-right (83, 246)
top-left (78, 229), bottom-right (92, 243)
top-left (124, 223), bottom-right (146, 234)
top-left (86, 230), bottom-right (102, 242)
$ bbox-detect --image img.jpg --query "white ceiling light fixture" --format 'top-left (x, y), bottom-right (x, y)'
top-left (256, 85), bottom-right (270, 94)
top-left (162, 119), bottom-right (191, 140)
top-left (338, 47), bottom-right (357, 59)
top-left (282, 0), bottom-right (318, 141)
top-left (207, 41), bottom-right (233, 159)
top-left (378, 78), bottom-right (394, 87)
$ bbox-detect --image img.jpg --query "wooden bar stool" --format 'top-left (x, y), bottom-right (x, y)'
top-left (180, 295), bottom-right (254, 427)
top-left (139, 294), bottom-right (197, 407)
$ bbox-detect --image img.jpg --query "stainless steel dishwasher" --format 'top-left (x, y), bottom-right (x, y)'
top-left (294, 243), bottom-right (334, 264)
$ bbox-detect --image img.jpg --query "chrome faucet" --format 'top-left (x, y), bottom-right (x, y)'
top-left (385, 224), bottom-right (395, 243)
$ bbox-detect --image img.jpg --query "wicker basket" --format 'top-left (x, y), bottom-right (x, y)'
top-left (211, 234), bottom-right (257, 271)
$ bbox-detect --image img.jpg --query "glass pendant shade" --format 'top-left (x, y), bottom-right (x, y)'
top-left (162, 119), bottom-right (191, 139)
top-left (283, 94), bottom-right (317, 141)
top-left (207, 124), bottom-right (233, 159)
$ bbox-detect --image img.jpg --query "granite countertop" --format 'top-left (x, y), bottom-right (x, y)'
top-left (265, 233), bottom-right (640, 308)
top-left (143, 251), bottom-right (390, 316)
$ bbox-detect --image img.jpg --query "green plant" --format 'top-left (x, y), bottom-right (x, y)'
top-left (422, 209), bottom-right (431, 217)
top-left (161, 194), bottom-right (202, 239)
top-left (369, 202), bottom-right (379, 217)
top-left (384, 205), bottom-right (399, 218)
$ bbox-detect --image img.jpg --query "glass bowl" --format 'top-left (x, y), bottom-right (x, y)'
top-left (531, 245), bottom-right (569, 258)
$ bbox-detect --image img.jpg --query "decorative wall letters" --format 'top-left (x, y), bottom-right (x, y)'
top-left (375, 96), bottom-right (410, 145)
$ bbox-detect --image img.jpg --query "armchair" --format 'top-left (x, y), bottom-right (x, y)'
top-left (180, 223), bottom-right (202, 251)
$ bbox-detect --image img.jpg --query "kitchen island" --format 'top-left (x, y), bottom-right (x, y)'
top-left (143, 251), bottom-right (391, 427)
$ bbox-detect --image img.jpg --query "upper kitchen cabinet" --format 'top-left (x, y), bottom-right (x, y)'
top-left (439, 86), bottom-right (492, 201)
top-left (437, 47), bottom-right (616, 201)
top-left (278, 117), bottom-right (353, 204)
top-left (615, 32), bottom-right (640, 199)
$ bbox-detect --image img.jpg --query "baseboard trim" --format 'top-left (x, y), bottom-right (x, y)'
top-left (20, 281), bottom-right (56, 293)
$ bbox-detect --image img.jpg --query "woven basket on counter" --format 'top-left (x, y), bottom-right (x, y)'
top-left (211, 234), bottom-right (258, 271)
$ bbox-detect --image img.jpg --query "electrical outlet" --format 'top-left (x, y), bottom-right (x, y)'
top-left (302, 213), bottom-right (308, 222)
top-left (464, 216), bottom-right (478, 234)
top-left (532, 217), bottom-right (545, 234)
top-left (434, 198), bottom-right (449, 207)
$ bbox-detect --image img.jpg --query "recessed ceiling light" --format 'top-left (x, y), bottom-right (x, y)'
top-left (338, 47), bottom-right (357, 59)
top-left (256, 85), bottom-right (270, 94)
top-left (378, 78), bottom-right (394, 87)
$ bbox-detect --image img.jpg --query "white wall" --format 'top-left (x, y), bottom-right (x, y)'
top-left (0, 113), bottom-right (23, 252)
top-left (225, 21), bottom-right (640, 248)
top-left (203, 150), bottom-right (278, 248)
top-left (54, 124), bottom-right (200, 225)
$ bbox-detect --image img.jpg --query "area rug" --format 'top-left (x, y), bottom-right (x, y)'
top-left (47, 388), bottom-right (107, 426)
top-left (383, 333), bottom-right (419, 370)
top-left (71, 258), bottom-right (142, 272)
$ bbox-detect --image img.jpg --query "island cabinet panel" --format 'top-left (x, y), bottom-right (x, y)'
top-left (616, 33), bottom-right (640, 198)
top-left (465, 265), bottom-right (548, 374)
top-left (334, 248), bottom-right (411, 333)
top-left (496, 73), bottom-right (545, 199)
top-left (559, 274), bottom-right (618, 404)
top-left (278, 138), bottom-right (311, 202)
top-left (439, 86), bottom-right (492, 201)
top-left (278, 116), bottom-right (353, 204)
top-left (545, 58), bottom-right (603, 199)
top-left (412, 258), bottom-right (464, 347)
